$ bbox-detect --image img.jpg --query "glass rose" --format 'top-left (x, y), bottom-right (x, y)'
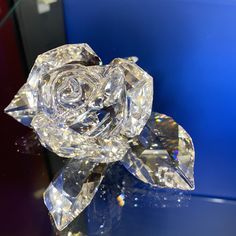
top-left (5, 44), bottom-right (153, 162)
top-left (5, 44), bottom-right (195, 231)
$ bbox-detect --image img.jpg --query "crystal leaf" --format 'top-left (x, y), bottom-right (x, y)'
top-left (4, 84), bottom-right (37, 126)
top-left (44, 159), bottom-right (107, 231)
top-left (111, 58), bottom-right (153, 137)
top-left (122, 113), bottom-right (195, 190)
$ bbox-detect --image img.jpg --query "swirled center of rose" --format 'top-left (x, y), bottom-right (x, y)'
top-left (56, 76), bottom-right (83, 108)
top-left (38, 65), bottom-right (98, 120)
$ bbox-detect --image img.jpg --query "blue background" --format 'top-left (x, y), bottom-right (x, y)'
top-left (63, 0), bottom-right (236, 198)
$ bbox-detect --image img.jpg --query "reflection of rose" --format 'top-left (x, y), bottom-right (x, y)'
top-left (5, 44), bottom-right (153, 162)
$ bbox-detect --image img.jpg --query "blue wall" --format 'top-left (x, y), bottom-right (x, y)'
top-left (63, 0), bottom-right (236, 198)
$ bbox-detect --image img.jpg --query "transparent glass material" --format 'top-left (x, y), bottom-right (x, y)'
top-left (2, 1), bottom-right (236, 236)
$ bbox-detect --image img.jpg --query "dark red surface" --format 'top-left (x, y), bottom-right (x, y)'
top-left (0, 1), bottom-right (52, 235)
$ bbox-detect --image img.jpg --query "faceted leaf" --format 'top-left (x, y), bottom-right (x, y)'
top-left (122, 113), bottom-right (195, 190)
top-left (111, 58), bottom-right (153, 137)
top-left (4, 84), bottom-right (37, 126)
top-left (44, 159), bottom-right (107, 231)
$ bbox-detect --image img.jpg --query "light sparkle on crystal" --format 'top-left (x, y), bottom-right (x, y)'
top-left (4, 43), bottom-right (195, 231)
top-left (122, 113), bottom-right (195, 190)
top-left (44, 159), bottom-right (107, 231)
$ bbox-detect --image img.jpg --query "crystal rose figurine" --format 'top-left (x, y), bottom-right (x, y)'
top-left (5, 44), bottom-right (195, 231)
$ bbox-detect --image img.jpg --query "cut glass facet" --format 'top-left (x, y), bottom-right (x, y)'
top-left (4, 84), bottom-right (37, 126)
top-left (44, 159), bottom-right (107, 231)
top-left (111, 58), bottom-right (153, 137)
top-left (122, 113), bottom-right (195, 190)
